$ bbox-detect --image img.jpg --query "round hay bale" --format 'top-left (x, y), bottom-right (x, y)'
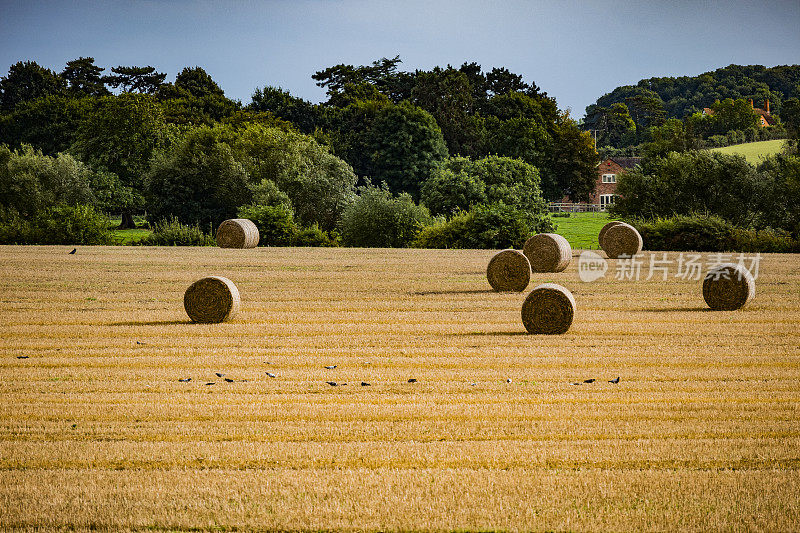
top-left (702, 263), bottom-right (755, 311)
top-left (521, 283), bottom-right (575, 335)
top-left (523, 233), bottom-right (572, 273)
top-left (216, 219), bottom-right (259, 249)
top-left (487, 249), bottom-right (531, 292)
top-left (601, 222), bottom-right (643, 259)
top-left (598, 220), bottom-right (625, 249)
top-left (184, 276), bottom-right (241, 323)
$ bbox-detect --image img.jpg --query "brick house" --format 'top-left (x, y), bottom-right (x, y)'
top-left (591, 157), bottom-right (641, 210)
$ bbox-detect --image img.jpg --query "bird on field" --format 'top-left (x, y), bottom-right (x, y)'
top-left (224, 378), bottom-right (234, 383)
top-left (69, 248), bottom-right (76, 254)
top-left (136, 341), bottom-right (146, 345)
top-left (17, 355), bottom-right (29, 359)
top-left (326, 381), bottom-right (338, 386)
top-left (205, 382), bottom-right (215, 385)
top-left (609, 376), bottom-right (620, 384)
top-left (506, 378), bottom-right (512, 383)
top-left (571, 382), bottom-right (581, 385)
top-left (407, 378), bottom-right (417, 383)
top-left (215, 372), bottom-right (225, 378)
top-left (178, 378), bottom-right (191, 382)
top-left (266, 372), bottom-right (276, 378)
top-left (361, 382), bottom-right (371, 386)
top-left (324, 365), bottom-right (337, 369)
top-left (583, 379), bottom-right (596, 383)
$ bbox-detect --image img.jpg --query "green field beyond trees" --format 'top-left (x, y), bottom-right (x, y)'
top-left (709, 139), bottom-right (788, 164)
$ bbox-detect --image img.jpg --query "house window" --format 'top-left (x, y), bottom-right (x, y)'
top-left (601, 173), bottom-right (616, 183)
top-left (599, 194), bottom-right (616, 209)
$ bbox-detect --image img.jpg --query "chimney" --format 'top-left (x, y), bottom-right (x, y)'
top-left (766, 99), bottom-right (770, 114)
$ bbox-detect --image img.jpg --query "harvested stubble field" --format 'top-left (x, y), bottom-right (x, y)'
top-left (1, 245), bottom-right (799, 531)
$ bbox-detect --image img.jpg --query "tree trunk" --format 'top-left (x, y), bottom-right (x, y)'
top-left (117, 211), bottom-right (137, 230)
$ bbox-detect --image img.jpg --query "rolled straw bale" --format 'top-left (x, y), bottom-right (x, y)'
top-left (184, 276), bottom-right (240, 323)
top-left (521, 283), bottom-right (576, 335)
top-left (702, 263), bottom-right (755, 311)
top-left (216, 219), bottom-right (259, 249)
top-left (487, 249), bottom-right (531, 292)
top-left (601, 222), bottom-right (643, 259)
top-left (523, 233), bottom-right (572, 272)
top-left (598, 220), bottom-right (624, 249)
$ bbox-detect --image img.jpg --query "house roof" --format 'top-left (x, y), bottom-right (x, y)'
top-left (607, 157), bottom-right (642, 170)
top-left (753, 108), bottom-right (777, 125)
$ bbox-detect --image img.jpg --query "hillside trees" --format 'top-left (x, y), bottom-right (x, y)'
top-left (0, 61), bottom-right (66, 111)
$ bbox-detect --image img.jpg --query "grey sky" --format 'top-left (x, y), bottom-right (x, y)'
top-left (1, 0), bottom-right (798, 117)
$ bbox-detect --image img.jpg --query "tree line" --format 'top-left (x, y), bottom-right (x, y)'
top-left (2, 56), bottom-right (596, 247)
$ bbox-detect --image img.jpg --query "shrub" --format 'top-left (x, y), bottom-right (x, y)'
top-left (139, 217), bottom-right (214, 246)
top-left (421, 155), bottom-right (548, 216)
top-left (412, 202), bottom-right (554, 249)
top-left (630, 214), bottom-right (800, 253)
top-left (0, 204), bottom-right (113, 245)
top-left (237, 204), bottom-right (297, 246)
top-left (292, 224), bottom-right (340, 247)
top-left (339, 186), bottom-right (433, 248)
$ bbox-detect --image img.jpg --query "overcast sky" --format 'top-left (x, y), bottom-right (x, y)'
top-left (1, 0), bottom-right (799, 117)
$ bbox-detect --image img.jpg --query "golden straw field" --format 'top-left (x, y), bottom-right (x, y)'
top-left (1, 245), bottom-right (799, 531)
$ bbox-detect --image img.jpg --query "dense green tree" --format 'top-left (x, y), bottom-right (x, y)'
top-left (62, 57), bottom-right (110, 97)
top-left (411, 67), bottom-right (477, 155)
top-left (420, 167), bottom-right (487, 216)
top-left (366, 102), bottom-right (448, 198)
top-left (103, 65), bottom-right (167, 94)
top-left (780, 97), bottom-right (800, 140)
top-left (250, 86), bottom-right (319, 132)
top-left (325, 82), bottom-right (390, 108)
top-left (144, 127), bottom-right (251, 226)
top-left (544, 115), bottom-right (599, 201)
top-left (641, 118), bottom-right (690, 158)
top-left (707, 98), bottom-right (760, 134)
top-left (0, 61), bottom-right (66, 111)
top-left (0, 95), bottom-right (92, 154)
top-left (0, 144), bottom-right (95, 216)
top-left (70, 93), bottom-right (169, 226)
top-left (610, 151), bottom-right (766, 227)
top-left (70, 93), bottom-right (167, 190)
top-left (312, 56), bottom-right (402, 97)
top-left (338, 185), bottom-right (432, 247)
top-left (422, 155), bottom-right (547, 215)
top-left (230, 124), bottom-right (358, 230)
top-left (174, 66), bottom-right (225, 98)
top-left (412, 202), bottom-right (553, 249)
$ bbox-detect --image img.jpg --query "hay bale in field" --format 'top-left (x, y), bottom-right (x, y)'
top-left (523, 233), bottom-right (572, 272)
top-left (598, 220), bottom-right (625, 249)
top-left (216, 219), bottom-right (259, 249)
top-left (487, 249), bottom-right (531, 292)
top-left (601, 222), bottom-right (643, 259)
top-left (184, 276), bottom-right (241, 323)
top-left (702, 263), bottom-right (755, 311)
top-left (521, 283), bottom-right (575, 334)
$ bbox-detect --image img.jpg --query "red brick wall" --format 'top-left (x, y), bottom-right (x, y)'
top-left (589, 159), bottom-right (623, 205)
